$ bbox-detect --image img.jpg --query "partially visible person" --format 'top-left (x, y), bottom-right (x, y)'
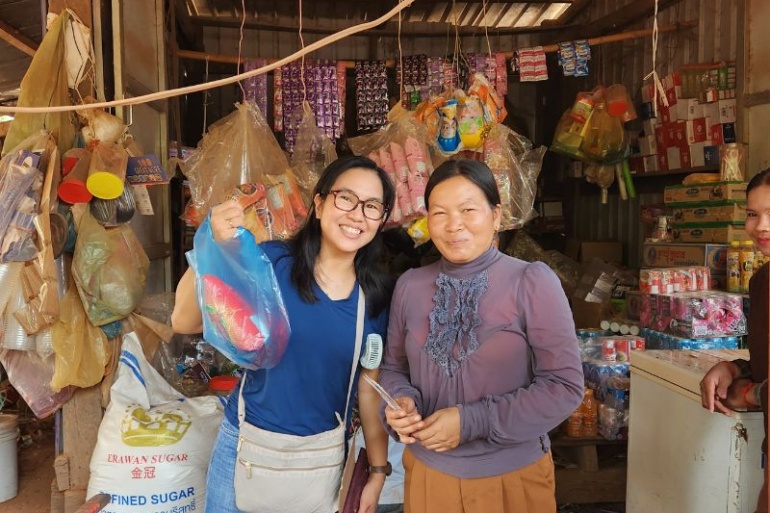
top-left (172, 156), bottom-right (396, 513)
top-left (700, 167), bottom-right (770, 513)
top-left (354, 430), bottom-right (406, 513)
top-left (379, 159), bottom-right (584, 513)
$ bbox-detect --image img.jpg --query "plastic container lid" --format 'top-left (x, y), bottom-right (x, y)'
top-left (58, 180), bottom-right (93, 204)
top-left (209, 375), bottom-right (239, 393)
top-left (87, 172), bottom-right (125, 200)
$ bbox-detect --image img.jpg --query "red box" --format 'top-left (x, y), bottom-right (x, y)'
top-left (655, 126), bottom-right (667, 149)
top-left (685, 118), bottom-right (708, 144)
top-left (665, 87), bottom-right (679, 107)
top-left (665, 121), bottom-right (687, 147)
top-left (657, 152), bottom-right (669, 172)
top-left (658, 104), bottom-right (672, 124)
top-left (629, 155), bottom-right (646, 174)
top-left (709, 124), bottom-right (724, 145)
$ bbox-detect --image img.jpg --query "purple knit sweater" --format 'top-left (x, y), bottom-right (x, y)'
top-left (379, 246), bottom-right (584, 478)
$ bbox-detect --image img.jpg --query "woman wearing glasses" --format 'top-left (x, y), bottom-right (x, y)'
top-left (172, 156), bottom-right (396, 513)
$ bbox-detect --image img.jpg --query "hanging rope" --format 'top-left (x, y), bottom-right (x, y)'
top-left (642, 0), bottom-right (668, 116)
top-left (236, 0), bottom-right (247, 99)
top-left (0, 0), bottom-right (416, 115)
top-left (482, 0), bottom-right (492, 58)
top-left (398, 7), bottom-right (404, 103)
top-left (202, 57), bottom-right (209, 137)
top-left (299, 0), bottom-right (308, 103)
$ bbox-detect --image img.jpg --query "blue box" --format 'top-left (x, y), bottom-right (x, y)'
top-left (704, 145), bottom-right (720, 168)
top-left (722, 123), bottom-right (737, 144)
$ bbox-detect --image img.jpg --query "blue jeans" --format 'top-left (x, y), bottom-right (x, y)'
top-left (204, 415), bottom-right (243, 513)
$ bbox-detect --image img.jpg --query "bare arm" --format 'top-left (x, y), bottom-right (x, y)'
top-left (171, 267), bottom-right (203, 334)
top-left (171, 200), bottom-right (245, 335)
top-left (357, 368), bottom-right (388, 512)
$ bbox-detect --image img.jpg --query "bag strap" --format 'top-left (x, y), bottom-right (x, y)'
top-left (343, 285), bottom-right (366, 426)
top-left (238, 285), bottom-right (366, 429)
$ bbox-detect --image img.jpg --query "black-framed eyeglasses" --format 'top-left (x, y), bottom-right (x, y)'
top-left (327, 189), bottom-right (387, 221)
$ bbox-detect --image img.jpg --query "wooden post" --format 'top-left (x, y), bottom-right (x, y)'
top-left (60, 385), bottom-right (103, 503)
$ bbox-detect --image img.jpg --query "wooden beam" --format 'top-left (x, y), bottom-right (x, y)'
top-left (0, 19), bottom-right (38, 57)
top-left (548, 0), bottom-right (686, 42)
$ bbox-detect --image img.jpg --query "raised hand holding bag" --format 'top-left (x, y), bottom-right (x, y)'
top-left (233, 287), bottom-right (366, 513)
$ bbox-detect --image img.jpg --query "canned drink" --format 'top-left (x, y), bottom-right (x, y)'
top-left (683, 267), bottom-right (698, 292)
top-left (696, 267), bottom-right (710, 291)
top-left (601, 339), bottom-right (617, 362)
top-left (648, 270), bottom-right (662, 294)
top-left (660, 270), bottom-right (673, 294)
top-left (671, 269), bottom-right (683, 293)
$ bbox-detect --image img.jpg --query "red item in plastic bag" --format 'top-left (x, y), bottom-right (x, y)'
top-left (202, 274), bottom-right (266, 352)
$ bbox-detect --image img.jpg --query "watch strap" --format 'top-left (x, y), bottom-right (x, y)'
top-left (368, 462), bottom-right (392, 476)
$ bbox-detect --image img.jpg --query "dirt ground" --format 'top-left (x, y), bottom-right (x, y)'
top-left (0, 420), bottom-right (55, 513)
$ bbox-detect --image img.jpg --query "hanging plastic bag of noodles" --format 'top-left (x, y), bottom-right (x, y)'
top-left (348, 105), bottom-right (434, 228)
top-left (290, 102), bottom-right (338, 205)
top-left (181, 101), bottom-right (306, 233)
top-left (482, 123), bottom-right (545, 231)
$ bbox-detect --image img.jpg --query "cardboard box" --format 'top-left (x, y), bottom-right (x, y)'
top-left (709, 123), bottom-right (724, 145)
top-left (722, 123), bottom-right (737, 144)
top-left (689, 142), bottom-right (706, 167)
top-left (664, 181), bottom-right (747, 204)
top-left (641, 242), bottom-right (728, 273)
top-left (718, 99), bottom-right (737, 124)
top-left (666, 146), bottom-right (691, 170)
top-left (639, 135), bottom-right (657, 156)
top-left (629, 155), bottom-right (645, 174)
top-left (702, 102), bottom-right (720, 127)
top-left (644, 155), bottom-right (660, 172)
top-left (672, 202), bottom-right (747, 224)
top-left (639, 102), bottom-right (656, 120)
top-left (566, 240), bottom-right (624, 265)
top-left (685, 118), bottom-right (708, 144)
top-left (657, 152), bottom-right (669, 172)
top-left (672, 223), bottom-right (748, 243)
top-left (704, 145), bottom-right (721, 168)
top-left (571, 298), bottom-right (614, 329)
top-left (642, 118), bottom-right (658, 137)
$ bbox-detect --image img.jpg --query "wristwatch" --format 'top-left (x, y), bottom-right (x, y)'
top-left (368, 462), bottom-right (392, 477)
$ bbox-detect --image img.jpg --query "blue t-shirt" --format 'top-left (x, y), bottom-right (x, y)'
top-left (224, 241), bottom-right (388, 436)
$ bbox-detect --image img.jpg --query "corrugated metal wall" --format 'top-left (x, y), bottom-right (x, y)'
top-left (200, 0), bottom-right (742, 269)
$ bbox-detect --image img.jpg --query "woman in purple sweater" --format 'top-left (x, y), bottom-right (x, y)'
top-left (379, 160), bottom-right (584, 513)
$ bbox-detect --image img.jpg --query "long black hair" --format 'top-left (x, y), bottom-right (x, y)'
top-left (747, 168), bottom-right (770, 194)
top-left (424, 159), bottom-right (502, 210)
top-left (290, 156), bottom-right (396, 316)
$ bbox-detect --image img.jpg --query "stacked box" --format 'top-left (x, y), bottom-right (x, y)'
top-left (638, 63), bottom-right (739, 173)
top-left (672, 202), bottom-right (746, 224)
top-left (664, 181), bottom-right (746, 204)
top-left (641, 242), bottom-right (729, 290)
